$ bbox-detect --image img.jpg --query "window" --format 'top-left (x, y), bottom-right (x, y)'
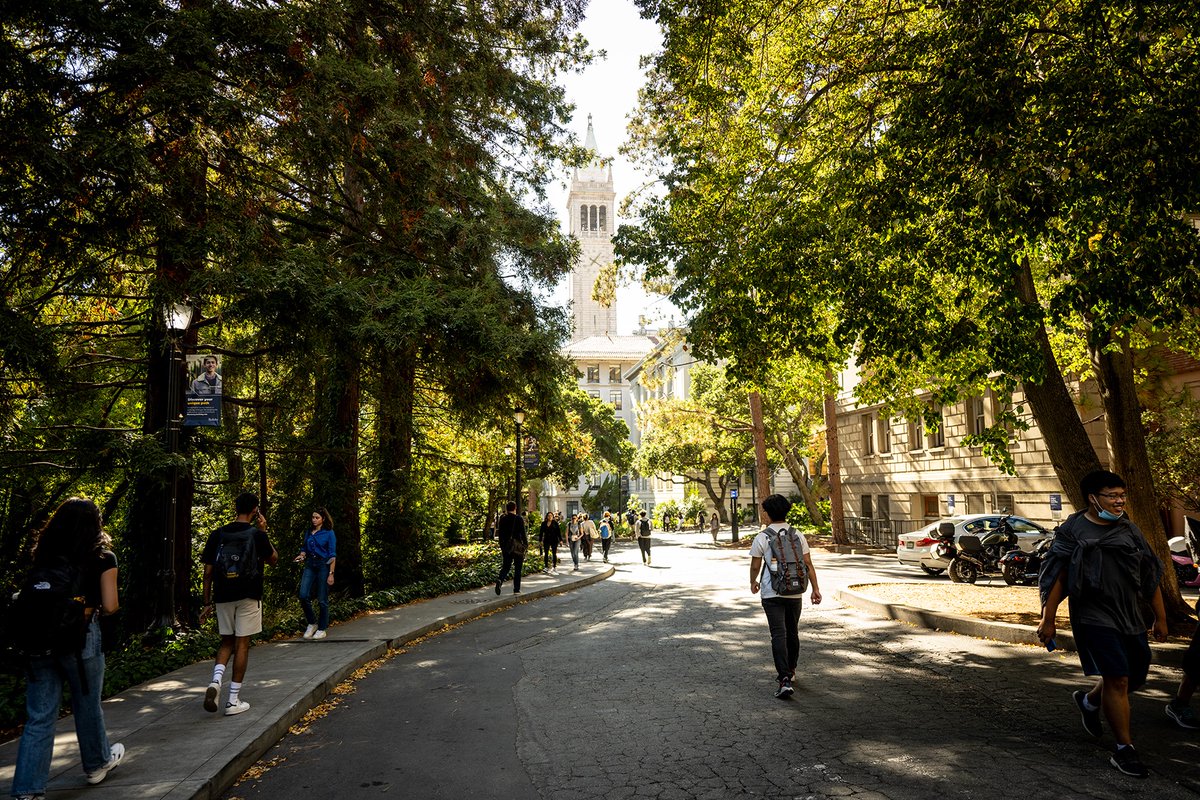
top-left (588, 390), bottom-right (601, 400)
top-left (861, 495), bottom-right (873, 519)
top-left (861, 413), bottom-right (875, 455)
top-left (908, 418), bottom-right (923, 452)
top-left (599, 205), bottom-right (607, 231)
top-left (586, 365), bottom-right (600, 383)
top-left (995, 493), bottom-right (1015, 514)
top-left (927, 409), bottom-right (945, 449)
top-left (589, 205), bottom-right (598, 231)
top-left (968, 396), bottom-right (986, 437)
top-left (922, 495), bottom-right (940, 519)
top-left (877, 495), bottom-right (891, 520)
top-left (966, 494), bottom-right (986, 514)
top-left (609, 366), bottom-right (622, 383)
top-left (991, 392), bottom-right (1015, 437)
top-left (609, 390), bottom-right (623, 410)
top-left (878, 416), bottom-right (892, 453)
top-left (580, 205), bottom-right (587, 232)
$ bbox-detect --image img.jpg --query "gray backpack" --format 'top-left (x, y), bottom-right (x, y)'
top-left (765, 528), bottom-right (808, 595)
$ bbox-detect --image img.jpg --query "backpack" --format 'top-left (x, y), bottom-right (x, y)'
top-left (214, 526), bottom-right (260, 585)
top-left (765, 527), bottom-right (808, 596)
top-left (638, 519), bottom-right (651, 537)
top-left (6, 559), bottom-right (91, 659)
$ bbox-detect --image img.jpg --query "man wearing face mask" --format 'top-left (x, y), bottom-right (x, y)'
top-left (1037, 470), bottom-right (1167, 779)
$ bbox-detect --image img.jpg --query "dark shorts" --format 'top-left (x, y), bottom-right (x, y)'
top-left (1073, 622), bottom-right (1151, 691)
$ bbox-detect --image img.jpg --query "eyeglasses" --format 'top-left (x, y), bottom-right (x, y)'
top-left (1097, 492), bottom-right (1127, 501)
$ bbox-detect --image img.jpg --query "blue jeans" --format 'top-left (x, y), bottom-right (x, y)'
top-left (570, 540), bottom-right (581, 568)
top-left (299, 559), bottom-right (331, 630)
top-left (11, 617), bottom-right (111, 796)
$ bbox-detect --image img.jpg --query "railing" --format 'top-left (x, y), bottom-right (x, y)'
top-left (844, 517), bottom-right (919, 548)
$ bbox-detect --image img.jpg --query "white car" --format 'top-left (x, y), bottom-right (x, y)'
top-left (896, 514), bottom-right (1051, 576)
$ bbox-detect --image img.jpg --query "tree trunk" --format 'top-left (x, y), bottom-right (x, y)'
top-left (700, 471), bottom-right (729, 523)
top-left (823, 375), bottom-right (848, 545)
top-left (748, 391), bottom-right (772, 525)
top-left (1090, 331), bottom-right (1188, 619)
top-left (366, 345), bottom-right (417, 583)
top-left (772, 431), bottom-right (825, 526)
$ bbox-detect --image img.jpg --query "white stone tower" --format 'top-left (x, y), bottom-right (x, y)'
top-left (566, 115), bottom-right (618, 340)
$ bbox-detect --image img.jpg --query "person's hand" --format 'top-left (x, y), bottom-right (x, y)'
top-left (810, 588), bottom-right (822, 605)
top-left (327, 573), bottom-right (335, 586)
top-left (750, 578), bottom-right (760, 595)
top-left (293, 552), bottom-right (305, 563)
top-left (200, 603), bottom-right (213, 624)
top-left (1037, 618), bottom-right (1056, 645)
top-left (1153, 618), bottom-right (1169, 643)
top-left (254, 511), bottom-right (268, 531)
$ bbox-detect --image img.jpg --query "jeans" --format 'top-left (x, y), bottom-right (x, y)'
top-left (761, 597), bottom-right (803, 681)
top-left (497, 551), bottom-right (523, 591)
top-left (299, 559), bottom-right (331, 630)
top-left (601, 537), bottom-right (612, 559)
top-left (569, 540), bottom-right (581, 568)
top-left (638, 537), bottom-right (651, 562)
top-left (12, 617), bottom-right (111, 796)
top-left (542, 540), bottom-right (559, 570)
top-left (582, 536), bottom-right (592, 560)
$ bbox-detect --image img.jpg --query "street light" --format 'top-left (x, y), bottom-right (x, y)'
top-left (159, 301), bottom-right (193, 629)
top-left (514, 410), bottom-right (525, 512)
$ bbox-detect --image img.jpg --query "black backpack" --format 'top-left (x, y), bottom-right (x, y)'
top-left (639, 519), bottom-right (651, 537)
top-left (6, 559), bottom-right (91, 659)
top-left (765, 527), bottom-right (809, 596)
top-left (214, 526), bottom-right (260, 584)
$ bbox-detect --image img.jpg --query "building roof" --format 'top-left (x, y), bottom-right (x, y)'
top-left (563, 334), bottom-right (658, 361)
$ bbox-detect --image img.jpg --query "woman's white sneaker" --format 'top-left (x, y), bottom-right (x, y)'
top-left (85, 743), bottom-right (125, 784)
top-left (303, 624), bottom-right (317, 639)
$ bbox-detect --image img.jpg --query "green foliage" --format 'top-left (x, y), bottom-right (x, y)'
top-left (1145, 393), bottom-right (1200, 514)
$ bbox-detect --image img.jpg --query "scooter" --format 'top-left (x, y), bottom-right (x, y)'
top-left (948, 516), bottom-right (1019, 584)
top-left (1169, 533), bottom-right (1200, 588)
top-left (1000, 535), bottom-right (1053, 586)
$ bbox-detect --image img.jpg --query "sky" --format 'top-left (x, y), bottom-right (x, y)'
top-left (544, 0), bottom-right (680, 335)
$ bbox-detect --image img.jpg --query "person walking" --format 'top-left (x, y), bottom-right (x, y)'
top-left (294, 507), bottom-right (337, 640)
top-left (1166, 616), bottom-right (1200, 730)
top-left (539, 511), bottom-right (561, 574)
top-left (599, 511), bottom-right (614, 563)
top-left (9, 498), bottom-right (126, 799)
top-left (749, 494), bottom-right (822, 699)
top-left (201, 492), bottom-right (279, 716)
top-left (697, 509), bottom-right (707, 534)
top-left (1037, 470), bottom-right (1167, 779)
top-left (494, 502), bottom-right (527, 594)
top-left (636, 511), bottom-right (653, 566)
top-left (710, 510), bottom-right (721, 544)
top-left (580, 513), bottom-right (597, 561)
top-left (567, 513), bottom-right (583, 571)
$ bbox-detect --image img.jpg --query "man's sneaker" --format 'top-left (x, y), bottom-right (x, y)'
top-left (303, 624), bottom-right (317, 639)
top-left (494, 581), bottom-right (501, 595)
top-left (14, 794), bottom-right (45, 799)
top-left (203, 681), bottom-right (221, 713)
top-left (224, 700), bottom-right (250, 716)
top-left (312, 629), bottom-right (327, 640)
top-left (1167, 701), bottom-right (1200, 730)
top-left (1074, 690), bottom-right (1103, 737)
top-left (774, 679), bottom-right (794, 699)
top-left (85, 743), bottom-right (125, 785)
top-left (1109, 745), bottom-right (1148, 778)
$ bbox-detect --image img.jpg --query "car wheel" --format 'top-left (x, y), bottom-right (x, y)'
top-left (920, 565), bottom-right (945, 576)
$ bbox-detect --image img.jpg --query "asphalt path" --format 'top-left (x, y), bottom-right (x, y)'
top-left (224, 532), bottom-right (1200, 800)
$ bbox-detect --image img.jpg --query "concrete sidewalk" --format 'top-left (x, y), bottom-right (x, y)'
top-left (0, 562), bottom-right (614, 800)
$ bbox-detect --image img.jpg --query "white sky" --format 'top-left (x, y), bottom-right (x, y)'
top-left (545, 0), bottom-right (680, 334)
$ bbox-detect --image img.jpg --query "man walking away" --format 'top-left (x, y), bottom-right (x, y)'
top-left (599, 512), bottom-right (614, 563)
top-left (201, 492), bottom-right (278, 716)
top-left (637, 511), bottom-right (653, 566)
top-left (580, 513), bottom-right (597, 561)
top-left (1037, 470), bottom-right (1167, 779)
top-left (495, 502), bottom-right (527, 594)
top-left (749, 494), bottom-right (821, 699)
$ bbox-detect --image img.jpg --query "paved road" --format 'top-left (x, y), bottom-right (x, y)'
top-left (224, 533), bottom-right (1200, 799)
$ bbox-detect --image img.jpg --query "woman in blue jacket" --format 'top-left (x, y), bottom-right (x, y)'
top-left (296, 507), bottom-right (337, 640)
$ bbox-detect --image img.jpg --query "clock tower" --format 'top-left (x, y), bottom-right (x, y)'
top-left (566, 116), bottom-right (618, 340)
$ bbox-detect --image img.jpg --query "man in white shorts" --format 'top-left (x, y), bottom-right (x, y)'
top-left (200, 492), bottom-right (278, 715)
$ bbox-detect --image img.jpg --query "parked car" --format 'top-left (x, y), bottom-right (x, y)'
top-left (896, 514), bottom-right (1051, 576)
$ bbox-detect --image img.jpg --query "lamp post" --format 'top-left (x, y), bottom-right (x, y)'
top-left (514, 410), bottom-right (525, 511)
top-left (160, 301), bottom-right (193, 629)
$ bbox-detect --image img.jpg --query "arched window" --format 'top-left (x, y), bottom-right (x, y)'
top-left (580, 205), bottom-right (588, 232)
top-left (589, 205), bottom-right (598, 231)
top-left (598, 206), bottom-right (607, 231)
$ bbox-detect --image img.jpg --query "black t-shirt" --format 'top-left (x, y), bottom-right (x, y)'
top-left (83, 549), bottom-right (118, 610)
top-left (202, 522), bottom-right (274, 603)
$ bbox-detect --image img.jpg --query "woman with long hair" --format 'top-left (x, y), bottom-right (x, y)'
top-left (539, 512), bottom-right (561, 574)
top-left (295, 507), bottom-right (337, 640)
top-left (10, 498), bottom-right (125, 799)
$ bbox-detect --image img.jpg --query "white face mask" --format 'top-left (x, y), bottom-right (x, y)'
top-left (1091, 497), bottom-right (1124, 521)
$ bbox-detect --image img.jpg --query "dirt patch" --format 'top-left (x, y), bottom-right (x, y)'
top-left (851, 582), bottom-right (1197, 643)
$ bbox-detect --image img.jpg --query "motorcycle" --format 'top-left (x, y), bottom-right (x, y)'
top-left (1000, 535), bottom-right (1054, 586)
top-left (948, 516), bottom-right (1019, 584)
top-left (1169, 533), bottom-right (1200, 588)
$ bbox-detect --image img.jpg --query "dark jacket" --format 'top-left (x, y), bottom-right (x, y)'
top-left (1038, 510), bottom-right (1163, 607)
top-left (497, 512), bottom-right (527, 555)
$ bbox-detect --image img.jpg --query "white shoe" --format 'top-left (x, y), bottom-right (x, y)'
top-left (203, 681), bottom-right (221, 712)
top-left (85, 743), bottom-right (125, 784)
top-left (224, 700), bottom-right (250, 716)
top-left (303, 624), bottom-right (317, 639)
top-left (312, 629), bottom-right (328, 640)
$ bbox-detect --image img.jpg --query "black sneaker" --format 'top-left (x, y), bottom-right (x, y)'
top-left (774, 678), bottom-right (794, 699)
top-left (1074, 690), bottom-right (1102, 737)
top-left (1109, 745), bottom-right (1148, 778)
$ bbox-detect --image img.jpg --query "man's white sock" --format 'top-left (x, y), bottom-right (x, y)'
top-left (211, 664), bottom-right (226, 685)
top-left (228, 681), bottom-right (241, 704)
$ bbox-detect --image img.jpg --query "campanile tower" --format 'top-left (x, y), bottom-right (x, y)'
top-left (566, 115), bottom-right (618, 340)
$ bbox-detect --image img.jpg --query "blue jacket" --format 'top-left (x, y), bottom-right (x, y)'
top-left (303, 528), bottom-right (337, 562)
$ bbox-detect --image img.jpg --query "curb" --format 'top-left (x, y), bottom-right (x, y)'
top-left (836, 585), bottom-right (1188, 668)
